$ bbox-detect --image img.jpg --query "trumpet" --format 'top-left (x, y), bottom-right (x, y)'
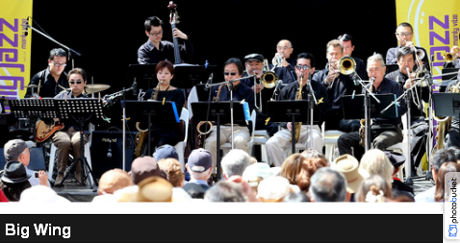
top-left (444, 47), bottom-right (460, 63)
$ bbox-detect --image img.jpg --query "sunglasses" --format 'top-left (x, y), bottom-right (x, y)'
top-left (224, 72), bottom-right (237, 76)
top-left (69, 81), bottom-right (83, 85)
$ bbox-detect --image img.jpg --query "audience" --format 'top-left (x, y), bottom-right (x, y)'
top-left (308, 167), bottom-right (348, 202)
top-left (0, 161), bottom-right (32, 201)
top-left (221, 149), bottom-right (251, 179)
top-left (203, 180), bottom-right (246, 202)
top-left (19, 185), bottom-right (70, 203)
top-left (280, 153), bottom-right (315, 193)
top-left (331, 154), bottom-right (369, 202)
top-left (136, 176), bottom-right (174, 202)
top-left (257, 176), bottom-right (293, 202)
top-left (435, 162), bottom-right (460, 202)
top-left (242, 162), bottom-right (272, 195)
top-left (158, 158), bottom-right (185, 187)
top-left (355, 174), bottom-right (392, 203)
top-left (130, 156), bottom-right (164, 185)
top-left (185, 148), bottom-right (213, 192)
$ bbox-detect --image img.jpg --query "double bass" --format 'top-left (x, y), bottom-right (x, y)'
top-left (168, 1), bottom-right (181, 64)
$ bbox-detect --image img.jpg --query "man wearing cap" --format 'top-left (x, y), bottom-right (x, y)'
top-left (153, 144), bottom-right (179, 161)
top-left (3, 139), bottom-right (49, 187)
top-left (130, 156), bottom-right (164, 185)
top-left (185, 148), bottom-right (213, 192)
top-left (384, 151), bottom-right (415, 200)
top-left (331, 154), bottom-right (369, 202)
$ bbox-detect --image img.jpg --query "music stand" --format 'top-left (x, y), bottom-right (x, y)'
top-left (191, 101), bottom-right (250, 180)
top-left (173, 64), bottom-right (217, 89)
top-left (266, 100), bottom-right (311, 154)
top-left (124, 100), bottom-right (180, 157)
top-left (342, 94), bottom-right (398, 150)
top-left (127, 64), bottom-right (158, 92)
top-left (54, 98), bottom-right (104, 190)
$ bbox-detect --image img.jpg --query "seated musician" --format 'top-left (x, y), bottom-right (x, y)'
top-left (204, 57), bottom-right (255, 172)
top-left (337, 54), bottom-right (407, 161)
top-left (25, 48), bottom-right (69, 98)
top-left (137, 60), bottom-right (186, 155)
top-left (442, 68), bottom-right (460, 148)
top-left (337, 33), bottom-right (368, 81)
top-left (265, 53), bottom-right (330, 167)
top-left (385, 46), bottom-right (430, 172)
top-left (313, 39), bottom-right (361, 133)
top-left (52, 68), bottom-right (90, 186)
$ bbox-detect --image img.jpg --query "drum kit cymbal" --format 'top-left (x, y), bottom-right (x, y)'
top-left (84, 84), bottom-right (111, 94)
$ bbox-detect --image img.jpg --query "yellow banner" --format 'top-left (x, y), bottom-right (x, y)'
top-left (0, 0), bottom-right (33, 101)
top-left (396, 0), bottom-right (459, 86)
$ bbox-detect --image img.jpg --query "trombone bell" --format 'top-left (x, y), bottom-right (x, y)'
top-left (260, 71), bottom-right (279, 89)
top-left (338, 56), bottom-right (357, 75)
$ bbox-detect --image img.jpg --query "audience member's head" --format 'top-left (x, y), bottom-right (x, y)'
top-left (383, 151), bottom-right (406, 177)
top-left (447, 146), bottom-right (460, 162)
top-left (157, 158), bottom-right (185, 187)
top-left (136, 176), bottom-right (173, 202)
top-left (221, 149), bottom-right (251, 179)
top-left (203, 180), bottom-right (246, 202)
top-left (0, 161), bottom-right (32, 201)
top-left (98, 169), bottom-right (133, 195)
top-left (359, 149), bottom-right (393, 185)
top-left (355, 174), bottom-right (392, 202)
top-left (182, 183), bottom-right (205, 199)
top-left (282, 191), bottom-right (311, 202)
top-left (242, 162), bottom-right (272, 194)
top-left (153, 144), bottom-right (179, 161)
top-left (19, 185), bottom-right (70, 203)
top-left (331, 154), bottom-right (369, 196)
top-left (4, 139), bottom-right (33, 165)
top-left (435, 162), bottom-right (460, 202)
top-left (301, 149), bottom-right (330, 167)
top-left (130, 156), bottom-right (162, 185)
top-left (432, 149), bottom-right (457, 182)
top-left (308, 167), bottom-right (347, 202)
top-left (257, 176), bottom-right (292, 202)
top-left (280, 153), bottom-right (316, 193)
top-left (186, 148), bottom-right (213, 181)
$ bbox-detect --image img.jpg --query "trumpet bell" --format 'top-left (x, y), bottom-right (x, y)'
top-left (260, 71), bottom-right (279, 89)
top-left (338, 56), bottom-right (356, 75)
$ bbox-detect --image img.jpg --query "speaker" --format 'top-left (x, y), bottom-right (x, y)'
top-left (90, 130), bottom-right (136, 181)
top-left (0, 147), bottom-right (46, 171)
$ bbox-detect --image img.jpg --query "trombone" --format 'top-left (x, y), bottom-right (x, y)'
top-left (444, 46), bottom-right (460, 63)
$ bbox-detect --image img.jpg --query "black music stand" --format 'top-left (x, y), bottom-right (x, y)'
top-left (127, 64), bottom-right (158, 92)
top-left (173, 64), bottom-right (217, 89)
top-left (8, 98), bottom-right (59, 142)
top-left (266, 100), bottom-right (311, 154)
top-left (191, 101), bottom-right (250, 180)
top-left (54, 98), bottom-right (104, 190)
top-left (124, 100), bottom-right (180, 156)
top-left (342, 94), bottom-right (399, 149)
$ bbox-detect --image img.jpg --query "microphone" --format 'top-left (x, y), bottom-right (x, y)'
top-left (132, 78), bottom-right (138, 96)
top-left (204, 73), bottom-right (213, 91)
top-left (107, 140), bottom-right (112, 158)
top-left (24, 16), bottom-right (29, 37)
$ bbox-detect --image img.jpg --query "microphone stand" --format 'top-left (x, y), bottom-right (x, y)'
top-left (353, 75), bottom-right (381, 152)
top-left (26, 23), bottom-right (81, 69)
top-left (121, 83), bottom-right (136, 171)
top-left (306, 72), bottom-right (318, 149)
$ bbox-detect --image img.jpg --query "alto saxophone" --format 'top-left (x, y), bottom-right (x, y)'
top-left (134, 81), bottom-right (162, 157)
top-left (293, 75), bottom-right (303, 143)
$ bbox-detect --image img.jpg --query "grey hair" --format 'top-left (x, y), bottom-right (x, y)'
top-left (221, 149), bottom-right (251, 178)
top-left (366, 53), bottom-right (386, 71)
top-left (309, 167), bottom-right (347, 202)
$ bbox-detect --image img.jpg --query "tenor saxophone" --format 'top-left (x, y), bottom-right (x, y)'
top-left (293, 75), bottom-right (303, 143)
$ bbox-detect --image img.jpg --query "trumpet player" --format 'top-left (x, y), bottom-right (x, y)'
top-left (386, 22), bottom-right (430, 71)
top-left (337, 54), bottom-right (407, 161)
top-left (270, 39), bottom-right (296, 84)
top-left (265, 53), bottom-right (330, 167)
top-left (443, 45), bottom-right (460, 68)
top-left (314, 39), bottom-right (361, 132)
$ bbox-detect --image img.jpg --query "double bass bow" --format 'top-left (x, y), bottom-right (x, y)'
top-left (168, 1), bottom-right (181, 64)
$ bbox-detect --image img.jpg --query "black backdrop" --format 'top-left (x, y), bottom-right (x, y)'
top-left (29, 0), bottom-right (397, 127)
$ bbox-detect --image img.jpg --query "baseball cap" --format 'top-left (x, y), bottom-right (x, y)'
top-left (153, 144), bottom-right (179, 161)
top-left (4, 139), bottom-right (33, 161)
top-left (187, 148), bottom-right (212, 173)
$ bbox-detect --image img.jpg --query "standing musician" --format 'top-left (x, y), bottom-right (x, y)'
top-left (265, 53), bottom-right (330, 167)
top-left (52, 68), bottom-right (90, 186)
top-left (313, 39), bottom-right (361, 132)
top-left (204, 58), bottom-right (255, 171)
top-left (137, 16), bottom-right (194, 64)
top-left (385, 46), bottom-right (430, 171)
top-left (337, 54), bottom-right (407, 161)
top-left (271, 39), bottom-right (296, 84)
top-left (386, 22), bottom-right (430, 72)
top-left (25, 48), bottom-right (69, 98)
top-left (137, 60), bottom-right (186, 155)
top-left (338, 33), bottom-right (368, 81)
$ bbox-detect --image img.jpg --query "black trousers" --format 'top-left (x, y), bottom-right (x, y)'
top-left (338, 125), bottom-right (403, 161)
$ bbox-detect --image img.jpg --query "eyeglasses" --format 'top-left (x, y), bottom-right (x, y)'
top-left (396, 32), bottom-right (412, 37)
top-left (69, 81), bottom-right (83, 85)
top-left (296, 65), bottom-right (310, 70)
top-left (224, 72), bottom-right (237, 76)
top-left (277, 46), bottom-right (290, 50)
top-left (51, 61), bottom-right (67, 67)
top-left (150, 31), bottom-right (163, 36)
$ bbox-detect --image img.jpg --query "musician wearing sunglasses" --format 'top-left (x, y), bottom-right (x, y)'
top-left (25, 48), bottom-right (69, 98)
top-left (265, 53), bottom-right (330, 167)
top-left (337, 54), bottom-right (407, 161)
top-left (386, 22), bottom-right (430, 72)
top-left (204, 58), bottom-right (255, 172)
top-left (137, 16), bottom-right (194, 64)
top-left (314, 39), bottom-right (361, 133)
top-left (52, 68), bottom-right (89, 186)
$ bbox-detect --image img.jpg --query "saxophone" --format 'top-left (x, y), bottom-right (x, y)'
top-left (433, 81), bottom-right (459, 153)
top-left (134, 81), bottom-right (162, 157)
top-left (196, 84), bottom-right (225, 148)
top-left (293, 75), bottom-right (303, 143)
